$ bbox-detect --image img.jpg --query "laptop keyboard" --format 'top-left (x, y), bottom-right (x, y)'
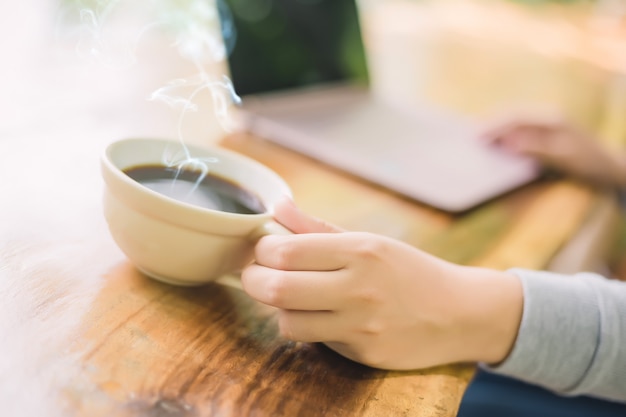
top-left (245, 93), bottom-right (538, 210)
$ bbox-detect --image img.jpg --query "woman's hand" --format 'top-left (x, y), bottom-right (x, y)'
top-left (241, 199), bottom-right (523, 370)
top-left (484, 118), bottom-right (626, 188)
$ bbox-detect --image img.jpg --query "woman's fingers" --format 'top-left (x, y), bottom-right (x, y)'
top-left (241, 263), bottom-right (348, 310)
top-left (275, 309), bottom-right (342, 343)
top-left (273, 197), bottom-right (344, 234)
top-left (254, 233), bottom-right (352, 271)
top-left (480, 120), bottom-right (521, 144)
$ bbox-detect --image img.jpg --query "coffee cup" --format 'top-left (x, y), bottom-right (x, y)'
top-left (101, 137), bottom-right (292, 286)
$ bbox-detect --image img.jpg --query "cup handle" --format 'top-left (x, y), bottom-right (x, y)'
top-left (215, 221), bottom-right (292, 290)
top-left (249, 220), bottom-right (293, 241)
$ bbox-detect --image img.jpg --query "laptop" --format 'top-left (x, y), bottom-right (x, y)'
top-left (218, 0), bottom-right (539, 212)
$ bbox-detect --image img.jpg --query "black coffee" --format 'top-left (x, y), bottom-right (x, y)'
top-left (123, 164), bottom-right (266, 215)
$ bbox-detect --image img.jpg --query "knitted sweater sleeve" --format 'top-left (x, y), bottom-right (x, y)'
top-left (483, 269), bottom-right (626, 403)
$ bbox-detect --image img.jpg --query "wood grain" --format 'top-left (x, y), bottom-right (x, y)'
top-left (69, 264), bottom-right (382, 417)
top-left (66, 262), bottom-right (475, 417)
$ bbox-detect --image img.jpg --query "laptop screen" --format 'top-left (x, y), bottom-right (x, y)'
top-left (218, 0), bottom-right (369, 96)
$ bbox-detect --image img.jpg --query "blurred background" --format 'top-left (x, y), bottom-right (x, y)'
top-left (4, 0), bottom-right (625, 147)
top-left (4, 0), bottom-right (625, 236)
top-left (359, 0), bottom-right (626, 147)
top-left (0, 0), bottom-right (626, 143)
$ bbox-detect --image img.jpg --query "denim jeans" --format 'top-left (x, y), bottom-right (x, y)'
top-left (457, 370), bottom-right (626, 417)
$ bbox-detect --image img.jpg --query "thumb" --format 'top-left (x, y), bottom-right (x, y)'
top-left (273, 197), bottom-right (344, 234)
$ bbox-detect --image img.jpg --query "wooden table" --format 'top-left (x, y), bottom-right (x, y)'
top-left (0, 123), bottom-right (608, 416)
top-left (1, 3), bottom-right (614, 415)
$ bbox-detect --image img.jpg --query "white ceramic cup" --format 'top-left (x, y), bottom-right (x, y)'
top-left (101, 138), bottom-right (292, 286)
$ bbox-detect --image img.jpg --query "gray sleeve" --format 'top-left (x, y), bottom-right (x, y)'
top-left (482, 269), bottom-right (626, 403)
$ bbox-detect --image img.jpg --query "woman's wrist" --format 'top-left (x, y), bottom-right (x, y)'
top-left (450, 266), bottom-right (524, 365)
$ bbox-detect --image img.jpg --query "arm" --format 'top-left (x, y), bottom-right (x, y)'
top-left (242, 199), bottom-right (523, 370)
top-left (485, 269), bottom-right (626, 402)
top-left (241, 199), bottom-right (626, 402)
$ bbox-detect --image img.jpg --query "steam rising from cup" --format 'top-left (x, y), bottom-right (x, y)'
top-left (148, 0), bottom-right (241, 134)
top-left (62, 0), bottom-right (243, 197)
